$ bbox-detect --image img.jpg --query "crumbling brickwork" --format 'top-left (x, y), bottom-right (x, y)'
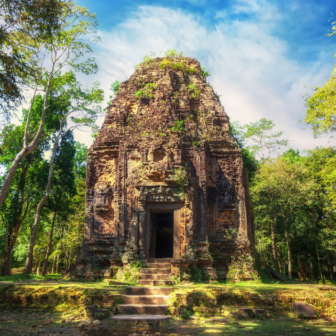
top-left (76, 56), bottom-right (255, 281)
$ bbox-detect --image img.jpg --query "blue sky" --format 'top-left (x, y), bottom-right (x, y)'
top-left (72, 0), bottom-right (336, 152)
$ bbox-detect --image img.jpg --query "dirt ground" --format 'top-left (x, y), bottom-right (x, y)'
top-left (0, 309), bottom-right (335, 336)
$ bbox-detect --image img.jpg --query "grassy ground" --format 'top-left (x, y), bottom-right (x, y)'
top-left (1, 271), bottom-right (336, 335)
top-left (0, 309), bottom-right (335, 336)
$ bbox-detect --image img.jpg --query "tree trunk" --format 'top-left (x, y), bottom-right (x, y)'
top-left (282, 245), bottom-right (286, 276)
top-left (285, 229), bottom-right (292, 279)
top-left (300, 258), bottom-right (307, 282)
top-left (67, 250), bottom-right (72, 269)
top-left (42, 213), bottom-right (56, 276)
top-left (277, 250), bottom-right (283, 275)
top-left (317, 249), bottom-right (325, 284)
top-left (56, 253), bottom-right (60, 274)
top-left (24, 128), bottom-right (62, 275)
top-left (1, 161), bottom-right (34, 276)
top-left (0, 67), bottom-right (55, 208)
top-left (2, 239), bottom-right (15, 276)
top-left (271, 219), bottom-right (279, 272)
top-left (33, 255), bottom-right (39, 274)
top-left (309, 255), bottom-right (315, 281)
top-left (52, 255), bottom-right (56, 274)
top-left (328, 255), bottom-right (333, 281)
top-left (36, 259), bottom-right (42, 275)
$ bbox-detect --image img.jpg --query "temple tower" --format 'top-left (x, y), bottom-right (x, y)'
top-left (76, 56), bottom-right (255, 281)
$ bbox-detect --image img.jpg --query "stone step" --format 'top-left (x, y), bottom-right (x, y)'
top-left (111, 315), bottom-right (171, 323)
top-left (147, 258), bottom-right (173, 263)
top-left (139, 274), bottom-right (172, 280)
top-left (122, 295), bottom-right (169, 304)
top-left (125, 287), bottom-right (173, 296)
top-left (140, 268), bottom-right (171, 275)
top-left (119, 304), bottom-right (168, 315)
top-left (138, 280), bottom-right (175, 286)
top-left (143, 263), bottom-right (171, 269)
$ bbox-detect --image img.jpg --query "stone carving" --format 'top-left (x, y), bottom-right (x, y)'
top-left (92, 182), bottom-right (114, 233)
top-left (218, 180), bottom-right (236, 212)
top-left (137, 185), bottom-right (181, 202)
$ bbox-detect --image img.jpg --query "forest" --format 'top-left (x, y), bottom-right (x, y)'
top-left (0, 0), bottom-right (336, 283)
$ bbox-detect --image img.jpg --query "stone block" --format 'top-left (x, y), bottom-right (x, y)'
top-left (238, 307), bottom-right (254, 317)
top-left (177, 306), bottom-right (187, 315)
top-left (94, 309), bottom-right (109, 320)
top-left (187, 297), bottom-right (194, 309)
top-left (292, 302), bottom-right (317, 319)
top-left (254, 309), bottom-right (265, 316)
top-left (84, 305), bottom-right (98, 318)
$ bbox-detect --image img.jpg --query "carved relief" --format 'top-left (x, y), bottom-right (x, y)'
top-left (92, 181), bottom-right (115, 234)
top-left (218, 180), bottom-right (236, 212)
top-left (137, 185), bottom-right (182, 202)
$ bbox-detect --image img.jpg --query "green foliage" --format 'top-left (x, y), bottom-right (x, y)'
top-left (173, 165), bottom-right (188, 199)
top-left (171, 119), bottom-right (186, 132)
top-left (135, 83), bottom-right (157, 100)
top-left (114, 263), bottom-right (141, 284)
top-left (159, 58), bottom-right (197, 74)
top-left (304, 68), bottom-right (336, 137)
top-left (201, 67), bottom-right (211, 79)
top-left (136, 52), bottom-right (157, 68)
top-left (164, 49), bottom-right (184, 57)
top-left (223, 228), bottom-right (237, 240)
top-left (186, 83), bottom-right (200, 98)
top-left (0, 70), bottom-right (95, 275)
top-left (0, 273), bottom-right (61, 282)
top-left (0, 0), bottom-right (68, 118)
top-left (105, 80), bottom-right (121, 109)
top-left (230, 121), bottom-right (258, 179)
top-left (243, 118), bottom-right (289, 160)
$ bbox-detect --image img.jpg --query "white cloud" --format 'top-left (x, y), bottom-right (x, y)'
top-left (75, 4), bottom-right (334, 152)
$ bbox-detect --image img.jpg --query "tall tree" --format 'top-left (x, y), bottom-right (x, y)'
top-left (251, 157), bottom-right (316, 278)
top-left (24, 71), bottom-right (103, 274)
top-left (0, 97), bottom-right (58, 275)
top-left (242, 118), bottom-right (289, 161)
top-left (0, 1), bottom-right (99, 209)
top-left (0, 0), bottom-right (67, 118)
top-left (304, 15), bottom-right (336, 138)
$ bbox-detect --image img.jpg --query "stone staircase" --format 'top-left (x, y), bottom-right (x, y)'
top-left (112, 259), bottom-right (174, 323)
top-left (138, 258), bottom-right (175, 286)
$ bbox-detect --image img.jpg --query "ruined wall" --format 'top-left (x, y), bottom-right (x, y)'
top-left (77, 56), bottom-right (254, 280)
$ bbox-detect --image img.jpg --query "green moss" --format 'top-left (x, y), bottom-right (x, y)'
top-left (159, 58), bottom-right (197, 74)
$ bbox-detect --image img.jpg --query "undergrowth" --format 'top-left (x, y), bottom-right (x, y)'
top-left (0, 273), bottom-right (62, 282)
top-left (114, 262), bottom-right (142, 284)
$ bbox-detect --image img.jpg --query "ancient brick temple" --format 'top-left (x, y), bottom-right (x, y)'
top-left (76, 56), bottom-right (255, 282)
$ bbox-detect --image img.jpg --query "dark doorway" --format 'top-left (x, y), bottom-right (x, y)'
top-left (151, 212), bottom-right (174, 258)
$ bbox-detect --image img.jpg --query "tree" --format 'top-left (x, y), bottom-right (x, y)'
top-left (243, 118), bottom-right (289, 161)
top-left (41, 131), bottom-right (77, 276)
top-left (0, 98), bottom-right (58, 275)
top-left (0, 2), bottom-right (99, 209)
top-left (24, 71), bottom-right (103, 274)
top-left (230, 121), bottom-right (258, 180)
top-left (304, 17), bottom-right (336, 138)
top-left (0, 0), bottom-right (68, 118)
top-left (251, 157), bottom-right (316, 278)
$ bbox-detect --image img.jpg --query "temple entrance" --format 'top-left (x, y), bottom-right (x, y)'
top-left (150, 212), bottom-right (174, 258)
top-left (145, 203), bottom-right (183, 259)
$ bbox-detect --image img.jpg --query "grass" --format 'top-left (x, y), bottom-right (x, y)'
top-left (0, 309), bottom-right (335, 336)
top-left (0, 273), bottom-right (62, 283)
top-left (170, 317), bottom-right (336, 336)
